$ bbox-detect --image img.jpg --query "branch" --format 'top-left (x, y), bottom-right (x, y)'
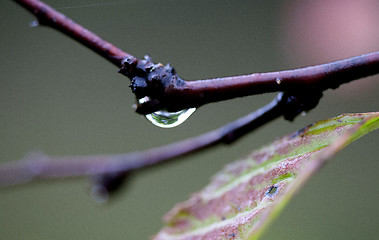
top-left (14, 0), bottom-right (131, 67)
top-left (129, 52), bottom-right (379, 114)
top-left (14, 0), bottom-right (379, 115)
top-left (0, 92), bottom-right (302, 188)
top-left (8, 0), bottom-right (379, 191)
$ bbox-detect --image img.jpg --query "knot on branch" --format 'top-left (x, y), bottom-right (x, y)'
top-left (91, 171), bottom-right (131, 203)
top-left (119, 55), bottom-right (184, 100)
top-left (280, 91), bottom-right (323, 121)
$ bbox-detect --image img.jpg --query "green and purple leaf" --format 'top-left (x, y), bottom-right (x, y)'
top-left (153, 112), bottom-right (379, 240)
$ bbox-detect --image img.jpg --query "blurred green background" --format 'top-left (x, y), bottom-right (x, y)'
top-left (1, 0), bottom-right (378, 239)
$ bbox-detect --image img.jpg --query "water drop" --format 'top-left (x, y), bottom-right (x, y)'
top-left (29, 20), bottom-right (39, 27)
top-left (138, 97), bottom-right (196, 128)
top-left (276, 78), bottom-right (282, 84)
top-left (301, 111), bottom-right (307, 116)
top-left (145, 108), bottom-right (196, 128)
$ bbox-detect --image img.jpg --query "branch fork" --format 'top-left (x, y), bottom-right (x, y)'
top-left (3, 0), bottom-right (379, 191)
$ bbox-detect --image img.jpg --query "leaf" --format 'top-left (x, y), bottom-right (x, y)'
top-left (153, 112), bottom-right (379, 240)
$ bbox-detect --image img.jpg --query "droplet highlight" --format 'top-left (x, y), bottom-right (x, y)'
top-left (276, 78), bottom-right (282, 84)
top-left (29, 20), bottom-right (39, 27)
top-left (145, 108), bottom-right (196, 128)
top-left (301, 111), bottom-right (307, 116)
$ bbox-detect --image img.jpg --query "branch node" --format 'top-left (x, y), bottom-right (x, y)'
top-left (280, 91), bottom-right (323, 121)
top-left (119, 55), bottom-right (185, 113)
top-left (91, 171), bottom-right (131, 203)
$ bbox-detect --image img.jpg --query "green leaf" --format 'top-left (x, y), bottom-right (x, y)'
top-left (153, 112), bottom-right (379, 240)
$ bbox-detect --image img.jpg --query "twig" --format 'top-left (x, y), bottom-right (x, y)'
top-left (0, 93), bottom-right (290, 188)
top-left (14, 0), bottom-right (131, 67)
top-left (14, 0), bottom-right (379, 115)
top-left (131, 52), bottom-right (379, 114)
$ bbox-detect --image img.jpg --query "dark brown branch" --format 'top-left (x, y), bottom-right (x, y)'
top-left (14, 0), bottom-right (131, 67)
top-left (0, 93), bottom-right (291, 188)
top-left (14, 1), bottom-right (379, 116)
top-left (134, 52), bottom-right (379, 114)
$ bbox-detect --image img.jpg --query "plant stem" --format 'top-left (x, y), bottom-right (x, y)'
top-left (14, 0), bottom-right (131, 67)
top-left (7, 0), bottom-right (379, 189)
top-left (136, 52), bottom-right (379, 114)
top-left (177, 52), bottom-right (379, 105)
top-left (0, 93), bottom-right (287, 187)
top-left (14, 0), bottom-right (379, 115)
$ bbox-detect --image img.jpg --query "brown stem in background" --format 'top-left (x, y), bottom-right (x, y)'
top-left (0, 93), bottom-right (289, 187)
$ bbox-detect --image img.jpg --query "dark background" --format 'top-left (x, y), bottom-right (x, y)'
top-left (1, 0), bottom-right (378, 239)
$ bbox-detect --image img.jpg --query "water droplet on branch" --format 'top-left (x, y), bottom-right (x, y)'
top-left (145, 108), bottom-right (196, 128)
top-left (276, 78), bottom-right (282, 84)
top-left (138, 97), bottom-right (196, 128)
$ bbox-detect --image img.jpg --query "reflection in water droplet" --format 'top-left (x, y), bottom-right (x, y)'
top-left (138, 97), bottom-right (196, 128)
top-left (301, 111), bottom-right (307, 116)
top-left (29, 20), bottom-right (39, 27)
top-left (276, 78), bottom-right (282, 84)
top-left (145, 108), bottom-right (196, 128)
